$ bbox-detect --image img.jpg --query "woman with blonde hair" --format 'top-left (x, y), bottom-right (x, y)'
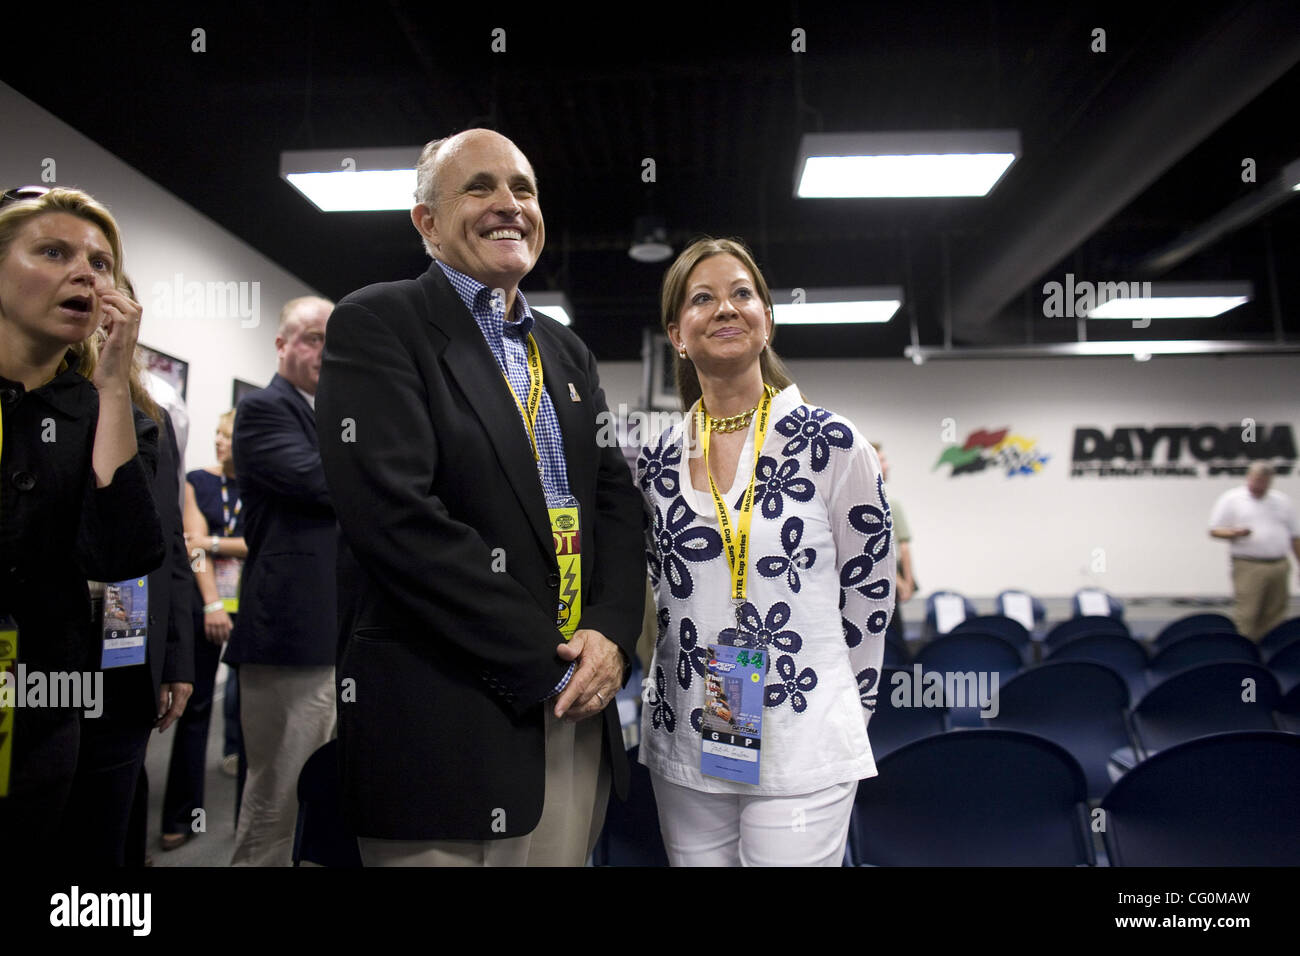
top-left (0, 186), bottom-right (164, 861)
top-left (636, 237), bottom-right (893, 866)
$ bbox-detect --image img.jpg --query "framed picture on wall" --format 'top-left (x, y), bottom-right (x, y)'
top-left (232, 378), bottom-right (260, 409)
top-left (137, 344), bottom-right (188, 401)
top-left (641, 329), bottom-right (678, 411)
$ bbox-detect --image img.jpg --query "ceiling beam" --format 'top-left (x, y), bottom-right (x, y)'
top-left (947, 1), bottom-right (1300, 337)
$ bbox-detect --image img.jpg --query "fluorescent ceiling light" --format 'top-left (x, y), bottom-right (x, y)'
top-left (904, 339), bottom-right (1300, 361)
top-left (629, 214), bottom-right (673, 262)
top-left (527, 291), bottom-right (573, 326)
top-left (770, 287), bottom-right (903, 324)
top-left (280, 147), bottom-right (421, 211)
top-left (1086, 281), bottom-right (1252, 319)
top-left (795, 130), bottom-right (1020, 198)
top-left (1284, 158), bottom-right (1300, 191)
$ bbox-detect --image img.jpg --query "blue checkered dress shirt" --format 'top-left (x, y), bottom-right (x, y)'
top-left (436, 260), bottom-right (577, 697)
top-left (436, 260), bottom-right (572, 499)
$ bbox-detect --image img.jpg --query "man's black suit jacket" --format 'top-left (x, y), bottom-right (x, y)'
top-left (317, 261), bottom-right (645, 841)
top-left (225, 373), bottom-right (337, 667)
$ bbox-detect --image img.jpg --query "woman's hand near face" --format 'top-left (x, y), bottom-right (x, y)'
top-left (92, 285), bottom-right (142, 393)
top-left (89, 282), bottom-right (143, 487)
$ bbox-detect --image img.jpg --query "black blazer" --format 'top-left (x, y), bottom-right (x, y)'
top-left (146, 412), bottom-right (194, 697)
top-left (94, 409), bottom-right (194, 723)
top-left (225, 374), bottom-right (337, 666)
top-left (0, 366), bottom-right (163, 808)
top-left (0, 366), bottom-right (164, 677)
top-left (317, 261), bottom-right (646, 841)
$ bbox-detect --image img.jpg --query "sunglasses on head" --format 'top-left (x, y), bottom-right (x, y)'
top-left (0, 185), bottom-right (51, 208)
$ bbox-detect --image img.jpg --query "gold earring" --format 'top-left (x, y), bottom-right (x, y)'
top-left (678, 348), bottom-right (687, 359)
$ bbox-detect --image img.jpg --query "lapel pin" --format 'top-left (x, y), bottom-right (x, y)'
top-left (568, 383), bottom-right (581, 402)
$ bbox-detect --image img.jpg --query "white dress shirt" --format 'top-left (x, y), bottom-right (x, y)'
top-left (1209, 486), bottom-right (1299, 559)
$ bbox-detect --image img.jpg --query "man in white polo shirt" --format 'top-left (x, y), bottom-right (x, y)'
top-left (1209, 463), bottom-right (1300, 640)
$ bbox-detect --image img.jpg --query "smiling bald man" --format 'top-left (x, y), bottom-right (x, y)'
top-left (316, 129), bottom-right (645, 866)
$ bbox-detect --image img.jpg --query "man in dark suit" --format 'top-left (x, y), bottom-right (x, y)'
top-left (225, 295), bottom-right (336, 866)
top-left (317, 129), bottom-right (645, 866)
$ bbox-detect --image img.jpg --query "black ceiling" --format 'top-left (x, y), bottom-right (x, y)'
top-left (4, 0), bottom-right (1299, 362)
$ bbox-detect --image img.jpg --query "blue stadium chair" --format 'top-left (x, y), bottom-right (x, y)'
top-left (1101, 731), bottom-right (1300, 865)
top-left (867, 667), bottom-right (948, 762)
top-left (1046, 631), bottom-right (1149, 702)
top-left (913, 632), bottom-right (1023, 727)
top-left (883, 629), bottom-right (910, 668)
top-left (1045, 615), bottom-right (1129, 650)
top-left (1072, 588), bottom-right (1124, 620)
top-left (1145, 631), bottom-right (1260, 687)
top-left (293, 739), bottom-right (362, 867)
top-left (996, 588), bottom-right (1047, 634)
top-left (1128, 662), bottom-right (1281, 761)
top-left (1274, 684), bottom-right (1300, 733)
top-left (846, 730), bottom-right (1094, 866)
top-left (591, 746), bottom-right (669, 866)
top-left (1260, 617), bottom-right (1300, 658)
top-left (986, 661), bottom-right (1131, 801)
top-left (953, 615), bottom-right (1032, 658)
top-left (1152, 612), bottom-right (1236, 650)
top-left (1266, 636), bottom-right (1300, 694)
top-left (923, 590), bottom-right (977, 638)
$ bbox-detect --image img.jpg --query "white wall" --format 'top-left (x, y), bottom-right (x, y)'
top-left (597, 354), bottom-right (1299, 599)
top-left (1, 82), bottom-right (319, 472)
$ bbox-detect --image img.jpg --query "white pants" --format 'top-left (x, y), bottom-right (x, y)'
top-left (651, 774), bottom-right (857, 866)
top-left (230, 664), bottom-right (336, 867)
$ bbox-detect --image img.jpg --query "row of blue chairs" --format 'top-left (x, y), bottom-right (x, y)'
top-left (871, 656), bottom-right (1298, 799)
top-left (922, 588), bottom-right (1122, 638)
top-left (845, 729), bottom-right (1300, 866)
top-left (903, 609), bottom-right (1300, 661)
top-left (1045, 612), bottom-right (1299, 654)
top-left (923, 591), bottom-right (1300, 647)
top-left (885, 625), bottom-right (1300, 707)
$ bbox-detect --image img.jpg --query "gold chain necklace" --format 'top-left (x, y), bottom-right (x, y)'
top-left (702, 385), bottom-right (774, 434)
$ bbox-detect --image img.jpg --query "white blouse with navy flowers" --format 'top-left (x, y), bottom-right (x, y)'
top-left (636, 384), bottom-right (894, 795)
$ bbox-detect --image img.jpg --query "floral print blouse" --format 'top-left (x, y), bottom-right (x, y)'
top-left (636, 384), bottom-right (894, 795)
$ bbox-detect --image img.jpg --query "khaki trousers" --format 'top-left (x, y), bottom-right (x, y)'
top-left (230, 664), bottom-right (336, 866)
top-left (358, 707), bottom-right (609, 866)
top-left (1231, 557), bottom-right (1290, 641)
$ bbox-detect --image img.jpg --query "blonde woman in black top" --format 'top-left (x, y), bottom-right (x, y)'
top-left (0, 187), bottom-right (163, 863)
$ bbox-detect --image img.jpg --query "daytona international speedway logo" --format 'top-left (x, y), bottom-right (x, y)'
top-left (934, 427), bottom-right (1049, 477)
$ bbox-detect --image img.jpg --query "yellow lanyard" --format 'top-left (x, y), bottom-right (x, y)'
top-left (500, 334), bottom-right (545, 462)
top-left (698, 387), bottom-right (774, 603)
top-left (0, 397), bottom-right (8, 796)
